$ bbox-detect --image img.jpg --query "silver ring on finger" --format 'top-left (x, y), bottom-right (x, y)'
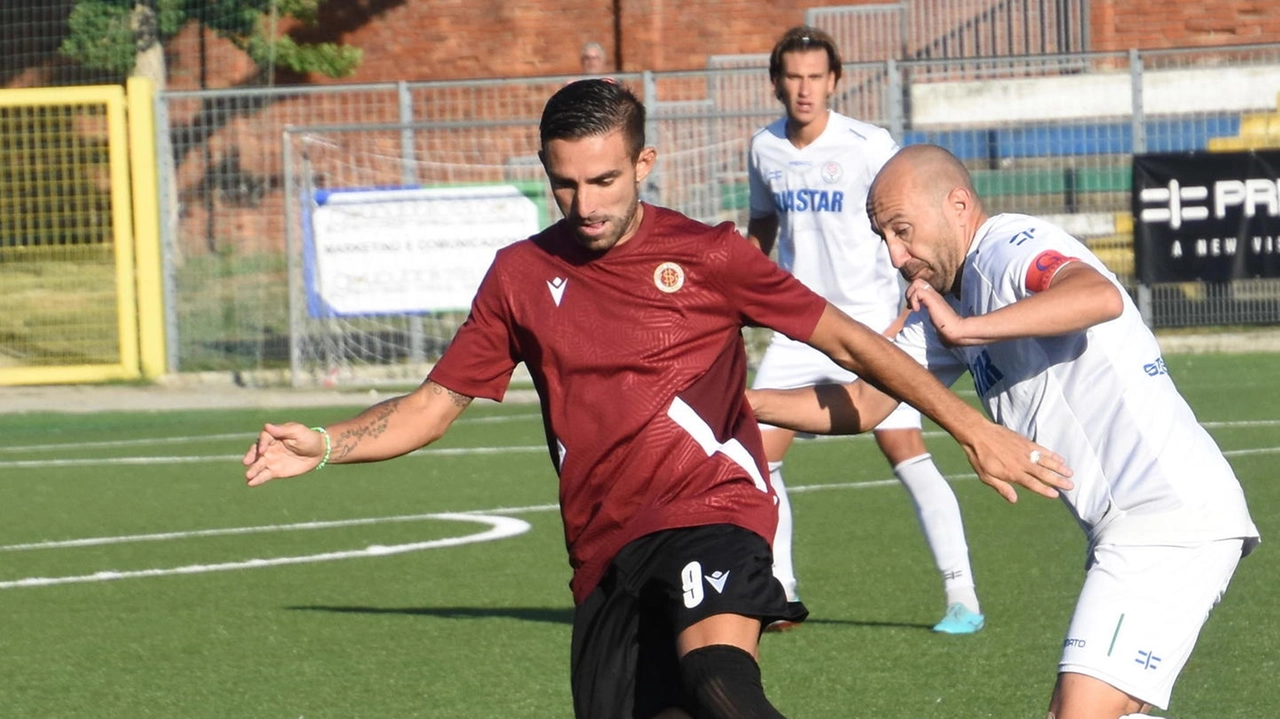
top-left (1029, 450), bottom-right (1042, 466)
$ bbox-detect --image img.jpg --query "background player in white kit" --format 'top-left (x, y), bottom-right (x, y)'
top-left (746, 26), bottom-right (984, 633)
top-left (749, 144), bottom-right (1260, 719)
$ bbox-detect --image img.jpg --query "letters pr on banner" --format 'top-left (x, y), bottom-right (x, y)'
top-left (1133, 150), bottom-right (1280, 283)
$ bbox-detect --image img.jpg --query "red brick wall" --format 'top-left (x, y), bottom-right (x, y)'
top-left (301, 0), bottom-right (859, 84)
top-left (1090, 0), bottom-right (1280, 51)
top-left (310, 0), bottom-right (1280, 85)
top-left (13, 1), bottom-right (1279, 91)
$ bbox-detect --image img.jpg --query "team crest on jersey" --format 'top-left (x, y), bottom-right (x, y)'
top-left (653, 262), bottom-right (685, 293)
top-left (821, 161), bottom-right (843, 184)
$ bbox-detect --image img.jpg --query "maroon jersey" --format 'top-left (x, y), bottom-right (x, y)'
top-left (429, 204), bottom-right (827, 604)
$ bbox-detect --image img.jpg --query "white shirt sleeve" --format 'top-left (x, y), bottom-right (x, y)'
top-left (894, 310), bottom-right (968, 388)
top-left (974, 218), bottom-right (1089, 302)
top-left (747, 139), bottom-right (775, 219)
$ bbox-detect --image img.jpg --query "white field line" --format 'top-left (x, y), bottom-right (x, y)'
top-left (0, 513), bottom-right (530, 590)
top-left (0, 445), bottom-right (547, 469)
top-left (0, 480), bottom-right (922, 590)
top-left (2, 438), bottom-right (1275, 589)
top-left (5, 414), bottom-right (1274, 452)
top-left (1, 411), bottom-right (1274, 588)
top-left (6, 446), bottom-right (1274, 557)
top-left (0, 411), bottom-right (542, 454)
top-left (0, 486), bottom-right (888, 556)
top-left (3, 435), bottom-right (1278, 470)
top-left (0, 509), bottom-right (552, 552)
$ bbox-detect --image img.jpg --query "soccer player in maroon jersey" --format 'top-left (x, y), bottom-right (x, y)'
top-left (244, 80), bottom-right (1070, 719)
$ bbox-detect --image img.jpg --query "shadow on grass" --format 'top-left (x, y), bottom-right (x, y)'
top-left (287, 604), bottom-right (574, 625)
top-left (801, 617), bottom-right (936, 631)
top-left (287, 606), bottom-right (934, 631)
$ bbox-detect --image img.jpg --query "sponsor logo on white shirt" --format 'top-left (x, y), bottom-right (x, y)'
top-left (970, 349), bottom-right (1005, 398)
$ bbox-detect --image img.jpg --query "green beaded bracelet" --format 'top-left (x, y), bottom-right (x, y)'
top-left (311, 426), bottom-right (332, 471)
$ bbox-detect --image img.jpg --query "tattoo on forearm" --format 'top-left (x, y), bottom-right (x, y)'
top-left (329, 383), bottom-right (472, 461)
top-left (334, 397), bottom-right (403, 461)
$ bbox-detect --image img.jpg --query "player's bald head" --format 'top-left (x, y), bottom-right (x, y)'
top-left (871, 144), bottom-right (975, 207)
top-left (867, 144), bottom-right (987, 295)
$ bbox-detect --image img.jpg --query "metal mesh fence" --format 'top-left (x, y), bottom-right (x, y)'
top-left (0, 99), bottom-right (117, 367)
top-left (161, 84), bottom-right (404, 372)
top-left (0, 86), bottom-right (135, 377)
top-left (807, 0), bottom-right (1088, 64)
top-left (157, 46), bottom-right (1280, 383)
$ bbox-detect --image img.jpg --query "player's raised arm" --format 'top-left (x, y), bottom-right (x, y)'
top-left (905, 262), bottom-right (1123, 347)
top-left (242, 380), bottom-right (473, 487)
top-left (803, 304), bottom-right (1073, 502)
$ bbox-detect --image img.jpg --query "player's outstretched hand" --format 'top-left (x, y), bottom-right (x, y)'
top-left (959, 422), bottom-right (1073, 503)
top-left (243, 422), bottom-right (325, 487)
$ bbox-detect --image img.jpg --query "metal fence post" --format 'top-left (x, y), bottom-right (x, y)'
top-left (398, 81), bottom-right (416, 186)
top-left (155, 91), bottom-right (181, 374)
top-left (1130, 47), bottom-right (1154, 325)
top-left (1129, 48), bottom-right (1146, 154)
top-left (887, 58), bottom-right (904, 141)
top-left (643, 70), bottom-right (662, 205)
top-left (283, 128), bottom-right (303, 387)
top-left (398, 80), bottom-right (426, 363)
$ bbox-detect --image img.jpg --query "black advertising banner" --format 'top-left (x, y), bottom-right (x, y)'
top-left (1132, 150), bottom-right (1280, 283)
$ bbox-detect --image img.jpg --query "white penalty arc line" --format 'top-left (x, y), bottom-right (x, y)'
top-left (0, 508), bottom-right (549, 552)
top-left (0, 513), bottom-right (530, 590)
top-left (4, 450), bottom-right (1274, 590)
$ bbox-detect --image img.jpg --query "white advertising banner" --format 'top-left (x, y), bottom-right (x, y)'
top-left (307, 185), bottom-right (540, 315)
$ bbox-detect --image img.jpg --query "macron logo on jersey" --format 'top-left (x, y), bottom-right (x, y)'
top-left (772, 189), bottom-right (845, 214)
top-left (547, 277), bottom-right (567, 306)
top-left (705, 570), bottom-right (730, 594)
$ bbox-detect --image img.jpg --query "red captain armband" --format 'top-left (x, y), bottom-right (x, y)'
top-left (1025, 250), bottom-right (1078, 293)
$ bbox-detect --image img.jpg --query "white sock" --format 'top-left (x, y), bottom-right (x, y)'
top-left (894, 454), bottom-right (980, 613)
top-left (768, 461), bottom-right (799, 601)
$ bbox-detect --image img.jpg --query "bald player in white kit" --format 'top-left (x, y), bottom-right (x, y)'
top-left (748, 143), bottom-right (1260, 719)
top-left (747, 26), bottom-right (984, 634)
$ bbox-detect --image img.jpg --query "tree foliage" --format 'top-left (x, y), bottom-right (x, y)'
top-left (60, 0), bottom-right (362, 79)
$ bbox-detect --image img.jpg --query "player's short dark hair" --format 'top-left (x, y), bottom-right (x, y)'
top-left (769, 26), bottom-right (843, 85)
top-left (539, 79), bottom-right (646, 160)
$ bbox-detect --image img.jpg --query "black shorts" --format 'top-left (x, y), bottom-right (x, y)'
top-left (569, 523), bottom-right (808, 719)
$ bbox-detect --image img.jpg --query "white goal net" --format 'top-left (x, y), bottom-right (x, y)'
top-left (283, 121), bottom-right (551, 387)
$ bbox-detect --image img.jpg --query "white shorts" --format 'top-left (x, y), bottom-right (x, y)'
top-left (1058, 538), bottom-right (1246, 710)
top-left (751, 335), bottom-right (920, 432)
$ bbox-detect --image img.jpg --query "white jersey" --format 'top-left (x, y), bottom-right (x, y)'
top-left (894, 213), bottom-right (1259, 549)
top-left (747, 111), bottom-right (901, 331)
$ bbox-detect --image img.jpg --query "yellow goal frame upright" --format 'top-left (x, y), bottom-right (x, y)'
top-left (0, 79), bottom-right (165, 387)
